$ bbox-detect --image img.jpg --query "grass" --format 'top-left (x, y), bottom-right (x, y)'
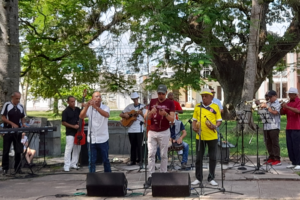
top-left (0, 110), bottom-right (289, 158)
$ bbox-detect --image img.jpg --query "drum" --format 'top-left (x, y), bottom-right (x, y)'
top-left (168, 141), bottom-right (184, 152)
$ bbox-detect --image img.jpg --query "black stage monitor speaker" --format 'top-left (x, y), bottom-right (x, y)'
top-left (152, 173), bottom-right (191, 197)
top-left (86, 173), bottom-right (127, 197)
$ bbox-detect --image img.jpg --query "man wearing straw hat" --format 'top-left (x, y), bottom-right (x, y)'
top-left (191, 88), bottom-right (222, 186)
top-left (281, 87), bottom-right (300, 170)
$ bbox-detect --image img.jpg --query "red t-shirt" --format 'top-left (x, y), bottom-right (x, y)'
top-left (282, 97), bottom-right (300, 130)
top-left (149, 98), bottom-right (175, 132)
top-left (173, 100), bottom-right (182, 120)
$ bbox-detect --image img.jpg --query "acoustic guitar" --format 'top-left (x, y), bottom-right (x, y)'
top-left (121, 107), bottom-right (144, 127)
top-left (74, 89), bottom-right (87, 145)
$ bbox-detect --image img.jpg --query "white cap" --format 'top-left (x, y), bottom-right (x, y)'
top-left (287, 87), bottom-right (298, 94)
top-left (130, 92), bottom-right (139, 99)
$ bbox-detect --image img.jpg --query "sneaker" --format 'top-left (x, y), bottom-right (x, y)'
top-left (264, 159), bottom-right (274, 165)
top-left (286, 165), bottom-right (295, 169)
top-left (209, 180), bottom-right (218, 186)
top-left (271, 160), bottom-right (282, 166)
top-left (64, 168), bottom-right (70, 172)
top-left (71, 165), bottom-right (80, 169)
top-left (294, 165), bottom-right (300, 170)
top-left (191, 179), bottom-right (200, 185)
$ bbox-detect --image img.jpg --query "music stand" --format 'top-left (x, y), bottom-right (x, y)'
top-left (231, 110), bottom-right (254, 170)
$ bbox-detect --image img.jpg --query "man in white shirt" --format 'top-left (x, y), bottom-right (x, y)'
top-left (120, 92), bottom-right (145, 166)
top-left (79, 91), bottom-right (111, 173)
top-left (211, 89), bottom-right (223, 113)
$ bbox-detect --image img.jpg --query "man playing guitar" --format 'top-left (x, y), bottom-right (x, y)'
top-left (119, 92), bottom-right (145, 166)
top-left (62, 96), bottom-right (81, 171)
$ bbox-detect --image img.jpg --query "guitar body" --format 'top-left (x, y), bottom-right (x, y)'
top-left (74, 89), bottom-right (87, 145)
top-left (74, 120), bottom-right (86, 145)
top-left (121, 110), bottom-right (138, 127)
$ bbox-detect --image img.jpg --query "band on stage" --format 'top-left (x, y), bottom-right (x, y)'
top-left (2, 86), bottom-right (300, 188)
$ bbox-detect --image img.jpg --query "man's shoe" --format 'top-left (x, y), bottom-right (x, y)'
top-left (294, 165), bottom-right (300, 170)
top-left (64, 168), bottom-right (70, 172)
top-left (271, 160), bottom-right (282, 166)
top-left (144, 177), bottom-right (152, 188)
top-left (127, 162), bottom-right (136, 166)
top-left (181, 163), bottom-right (187, 169)
top-left (71, 165), bottom-right (80, 169)
top-left (286, 165), bottom-right (295, 169)
top-left (15, 169), bottom-right (25, 174)
top-left (264, 159), bottom-right (274, 165)
top-left (191, 179), bottom-right (200, 185)
top-left (209, 180), bottom-right (218, 186)
top-left (2, 170), bottom-right (8, 175)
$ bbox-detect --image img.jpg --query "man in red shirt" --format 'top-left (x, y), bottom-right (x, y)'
top-left (167, 92), bottom-right (183, 120)
top-left (281, 87), bottom-right (300, 170)
top-left (144, 84), bottom-right (175, 187)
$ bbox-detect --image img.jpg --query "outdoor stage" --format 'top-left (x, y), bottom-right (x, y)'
top-left (0, 154), bottom-right (300, 199)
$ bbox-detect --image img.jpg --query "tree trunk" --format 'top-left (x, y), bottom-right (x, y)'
top-left (240, 0), bottom-right (262, 131)
top-left (53, 97), bottom-right (59, 115)
top-left (0, 0), bottom-right (20, 107)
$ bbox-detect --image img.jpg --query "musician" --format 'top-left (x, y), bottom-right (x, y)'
top-left (62, 96), bottom-right (81, 172)
top-left (167, 92), bottom-right (183, 119)
top-left (1, 91), bottom-right (27, 175)
top-left (21, 132), bottom-right (36, 166)
top-left (119, 92), bottom-right (145, 166)
top-left (260, 90), bottom-right (281, 166)
top-left (211, 89), bottom-right (223, 113)
top-left (170, 119), bottom-right (189, 169)
top-left (79, 91), bottom-right (111, 173)
top-left (191, 88), bottom-right (222, 186)
top-left (144, 84), bottom-right (175, 187)
top-left (280, 87), bottom-right (300, 170)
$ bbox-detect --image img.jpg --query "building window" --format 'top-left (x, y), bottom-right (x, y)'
top-left (275, 83), bottom-right (287, 98)
top-left (217, 86), bottom-right (222, 100)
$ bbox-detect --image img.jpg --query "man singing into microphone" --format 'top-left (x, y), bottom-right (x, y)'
top-left (79, 91), bottom-right (111, 173)
top-left (144, 84), bottom-right (175, 187)
top-left (191, 88), bottom-right (222, 186)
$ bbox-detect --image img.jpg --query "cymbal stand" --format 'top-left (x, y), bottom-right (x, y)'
top-left (188, 119), bottom-right (195, 169)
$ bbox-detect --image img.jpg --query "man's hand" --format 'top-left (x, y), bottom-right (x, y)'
top-left (192, 127), bottom-right (199, 133)
top-left (123, 113), bottom-right (130, 119)
top-left (74, 124), bottom-right (79, 129)
top-left (11, 123), bottom-right (19, 128)
top-left (176, 137), bottom-right (183, 144)
top-left (158, 109), bottom-right (167, 117)
top-left (282, 102), bottom-right (287, 109)
top-left (260, 102), bottom-right (267, 108)
top-left (22, 124), bottom-right (28, 128)
top-left (149, 106), bottom-right (157, 115)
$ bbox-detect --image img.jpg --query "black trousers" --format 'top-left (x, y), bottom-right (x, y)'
top-left (128, 133), bottom-right (144, 163)
top-left (2, 133), bottom-right (22, 171)
top-left (264, 129), bottom-right (280, 161)
top-left (286, 130), bottom-right (300, 165)
top-left (195, 139), bottom-right (218, 182)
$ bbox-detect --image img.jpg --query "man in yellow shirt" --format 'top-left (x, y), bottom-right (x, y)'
top-left (191, 88), bottom-right (222, 186)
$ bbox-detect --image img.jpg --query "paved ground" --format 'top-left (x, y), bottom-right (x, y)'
top-left (0, 154), bottom-right (300, 200)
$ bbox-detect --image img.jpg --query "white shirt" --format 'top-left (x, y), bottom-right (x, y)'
top-left (21, 136), bottom-right (28, 150)
top-left (122, 103), bottom-right (146, 133)
top-left (86, 103), bottom-right (110, 144)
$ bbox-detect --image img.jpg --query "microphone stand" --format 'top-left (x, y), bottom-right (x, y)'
top-left (204, 133), bottom-right (243, 196)
top-left (142, 111), bottom-right (150, 196)
top-left (188, 119), bottom-right (194, 169)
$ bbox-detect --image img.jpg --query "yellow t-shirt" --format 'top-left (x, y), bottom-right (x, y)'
top-left (192, 102), bottom-right (222, 140)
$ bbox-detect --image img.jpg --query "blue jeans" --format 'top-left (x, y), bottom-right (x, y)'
top-left (88, 141), bottom-right (111, 173)
top-left (180, 141), bottom-right (189, 164)
top-left (286, 130), bottom-right (300, 165)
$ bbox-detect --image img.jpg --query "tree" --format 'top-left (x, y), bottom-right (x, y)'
top-left (19, 0), bottom-right (127, 113)
top-left (0, 0), bottom-right (20, 107)
top-left (123, 0), bottom-right (300, 117)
